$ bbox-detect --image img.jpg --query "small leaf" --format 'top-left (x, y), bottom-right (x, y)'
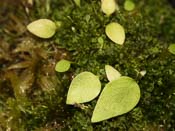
top-left (139, 70), bottom-right (146, 76)
top-left (66, 72), bottom-right (101, 104)
top-left (91, 76), bottom-right (140, 123)
top-left (124, 0), bottom-right (135, 11)
top-left (105, 22), bottom-right (125, 45)
top-left (27, 19), bottom-right (57, 38)
top-left (168, 44), bottom-right (175, 55)
top-left (55, 59), bottom-right (71, 72)
top-left (105, 65), bottom-right (121, 81)
top-left (74, 0), bottom-right (81, 7)
top-left (101, 0), bottom-right (116, 16)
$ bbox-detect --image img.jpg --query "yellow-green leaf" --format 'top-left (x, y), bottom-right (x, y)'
top-left (66, 72), bottom-right (101, 105)
top-left (105, 65), bottom-right (121, 81)
top-left (124, 0), bottom-right (135, 11)
top-left (55, 59), bottom-right (71, 72)
top-left (27, 19), bottom-right (56, 38)
top-left (91, 76), bottom-right (140, 123)
top-left (101, 0), bottom-right (116, 16)
top-left (105, 22), bottom-right (125, 45)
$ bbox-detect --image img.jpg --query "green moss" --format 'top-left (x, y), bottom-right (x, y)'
top-left (52, 0), bottom-right (175, 130)
top-left (0, 0), bottom-right (175, 130)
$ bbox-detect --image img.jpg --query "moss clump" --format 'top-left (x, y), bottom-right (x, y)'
top-left (0, 0), bottom-right (175, 130)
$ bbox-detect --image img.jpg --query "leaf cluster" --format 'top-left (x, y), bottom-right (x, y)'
top-left (0, 0), bottom-right (175, 130)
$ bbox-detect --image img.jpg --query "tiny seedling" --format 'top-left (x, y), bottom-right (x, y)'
top-left (105, 22), bottom-right (125, 45)
top-left (55, 59), bottom-right (71, 72)
top-left (27, 19), bottom-right (57, 38)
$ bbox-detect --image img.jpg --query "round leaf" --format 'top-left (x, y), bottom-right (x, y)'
top-left (66, 72), bottom-right (101, 105)
top-left (101, 0), bottom-right (116, 16)
top-left (55, 59), bottom-right (71, 72)
top-left (168, 44), bottom-right (175, 55)
top-left (124, 0), bottom-right (135, 11)
top-left (27, 19), bottom-right (57, 38)
top-left (105, 65), bottom-right (121, 81)
top-left (91, 76), bottom-right (140, 123)
top-left (105, 22), bottom-right (125, 45)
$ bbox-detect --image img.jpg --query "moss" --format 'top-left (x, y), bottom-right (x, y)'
top-left (52, 0), bottom-right (175, 130)
top-left (0, 0), bottom-right (175, 130)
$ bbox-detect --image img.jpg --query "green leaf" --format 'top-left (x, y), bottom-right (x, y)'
top-left (74, 0), bottom-right (81, 7)
top-left (105, 65), bottom-right (121, 81)
top-left (66, 72), bottom-right (101, 104)
top-left (27, 19), bottom-right (57, 38)
top-left (101, 0), bottom-right (116, 16)
top-left (55, 59), bottom-right (71, 72)
top-left (168, 44), bottom-right (175, 55)
top-left (124, 0), bottom-right (135, 11)
top-left (105, 22), bottom-right (125, 45)
top-left (91, 76), bottom-right (140, 123)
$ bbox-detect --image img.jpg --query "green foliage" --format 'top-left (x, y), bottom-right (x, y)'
top-left (55, 59), bottom-right (71, 72)
top-left (52, 0), bottom-right (175, 129)
top-left (101, 0), bottom-right (117, 16)
top-left (92, 76), bottom-right (140, 123)
top-left (105, 22), bottom-right (125, 45)
top-left (105, 65), bottom-right (121, 81)
top-left (27, 19), bottom-right (57, 38)
top-left (66, 72), bottom-right (101, 104)
top-left (1, 0), bottom-right (175, 130)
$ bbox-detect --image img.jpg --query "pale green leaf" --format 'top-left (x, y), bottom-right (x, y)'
top-left (168, 44), bottom-right (175, 55)
top-left (91, 76), bottom-right (140, 123)
top-left (105, 65), bottom-right (121, 81)
top-left (139, 70), bottom-right (146, 76)
top-left (124, 0), bottom-right (135, 11)
top-left (101, 0), bottom-right (116, 16)
top-left (66, 72), bottom-right (101, 104)
top-left (27, 19), bottom-right (56, 38)
top-left (105, 22), bottom-right (125, 45)
top-left (55, 59), bottom-right (71, 72)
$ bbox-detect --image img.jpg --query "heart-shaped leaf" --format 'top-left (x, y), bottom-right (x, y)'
top-left (101, 0), bottom-right (116, 16)
top-left (55, 59), bottom-right (71, 72)
top-left (168, 44), bottom-right (175, 55)
top-left (66, 72), bottom-right (101, 105)
top-left (105, 22), bottom-right (125, 45)
top-left (91, 76), bottom-right (140, 123)
top-left (27, 19), bottom-right (57, 38)
top-left (105, 65), bottom-right (121, 81)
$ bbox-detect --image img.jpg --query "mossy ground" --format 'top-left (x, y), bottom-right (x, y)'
top-left (0, 0), bottom-right (175, 130)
